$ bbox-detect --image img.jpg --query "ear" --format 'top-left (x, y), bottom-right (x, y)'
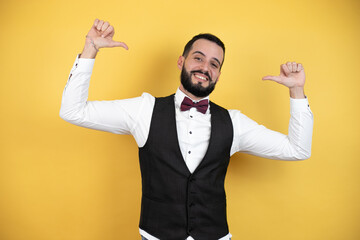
top-left (177, 56), bottom-right (185, 70)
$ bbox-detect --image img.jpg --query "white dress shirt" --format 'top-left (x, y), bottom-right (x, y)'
top-left (60, 55), bottom-right (314, 240)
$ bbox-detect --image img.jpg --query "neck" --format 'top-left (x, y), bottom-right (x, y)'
top-left (179, 85), bottom-right (207, 101)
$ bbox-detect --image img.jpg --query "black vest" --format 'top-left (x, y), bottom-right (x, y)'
top-left (139, 95), bottom-right (233, 240)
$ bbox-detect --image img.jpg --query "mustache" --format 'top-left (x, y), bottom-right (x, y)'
top-left (190, 70), bottom-right (212, 82)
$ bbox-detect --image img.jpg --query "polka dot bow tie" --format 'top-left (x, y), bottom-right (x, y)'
top-left (180, 97), bottom-right (209, 114)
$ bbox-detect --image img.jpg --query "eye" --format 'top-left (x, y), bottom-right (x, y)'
top-left (194, 57), bottom-right (202, 61)
top-left (211, 63), bottom-right (219, 69)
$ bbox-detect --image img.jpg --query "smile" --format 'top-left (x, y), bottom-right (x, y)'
top-left (193, 73), bottom-right (209, 82)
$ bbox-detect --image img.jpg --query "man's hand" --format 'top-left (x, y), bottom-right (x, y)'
top-left (262, 62), bottom-right (306, 99)
top-left (80, 19), bottom-right (128, 59)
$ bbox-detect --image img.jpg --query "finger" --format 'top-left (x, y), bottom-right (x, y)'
top-left (281, 64), bottom-right (291, 76)
top-left (262, 75), bottom-right (281, 82)
top-left (286, 62), bottom-right (293, 72)
top-left (93, 19), bottom-right (99, 28)
top-left (101, 25), bottom-right (114, 38)
top-left (297, 63), bottom-right (303, 72)
top-left (101, 21), bottom-right (110, 32)
top-left (292, 62), bottom-right (297, 72)
top-left (97, 20), bottom-right (104, 31)
top-left (110, 41), bottom-right (129, 50)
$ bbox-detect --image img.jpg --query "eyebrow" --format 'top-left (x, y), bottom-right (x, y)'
top-left (192, 51), bottom-right (221, 66)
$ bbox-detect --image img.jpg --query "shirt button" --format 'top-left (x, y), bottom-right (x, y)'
top-left (189, 131), bottom-right (192, 134)
top-left (190, 115), bottom-right (193, 118)
top-left (188, 151), bottom-right (191, 154)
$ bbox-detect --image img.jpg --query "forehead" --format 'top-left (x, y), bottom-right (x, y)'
top-left (189, 39), bottom-right (224, 63)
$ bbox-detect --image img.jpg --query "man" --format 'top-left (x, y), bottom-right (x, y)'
top-left (60, 19), bottom-right (313, 240)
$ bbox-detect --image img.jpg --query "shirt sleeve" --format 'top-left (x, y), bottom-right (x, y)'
top-left (229, 98), bottom-right (313, 160)
top-left (59, 55), bottom-right (155, 147)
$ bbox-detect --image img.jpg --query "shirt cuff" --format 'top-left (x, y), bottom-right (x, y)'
top-left (72, 54), bottom-right (95, 73)
top-left (290, 96), bottom-right (311, 113)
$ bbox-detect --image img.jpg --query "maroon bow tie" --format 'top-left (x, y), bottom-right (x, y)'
top-left (180, 97), bottom-right (209, 114)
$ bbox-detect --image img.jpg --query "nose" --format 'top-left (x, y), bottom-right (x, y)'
top-left (200, 60), bottom-right (209, 72)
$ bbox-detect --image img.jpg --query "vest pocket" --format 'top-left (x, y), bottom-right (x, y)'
top-left (140, 195), bottom-right (187, 236)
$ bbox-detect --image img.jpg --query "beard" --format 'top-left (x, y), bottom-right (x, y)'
top-left (180, 66), bottom-right (217, 98)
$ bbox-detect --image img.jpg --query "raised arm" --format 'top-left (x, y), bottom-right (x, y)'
top-left (59, 19), bottom-right (154, 147)
top-left (230, 62), bottom-right (313, 160)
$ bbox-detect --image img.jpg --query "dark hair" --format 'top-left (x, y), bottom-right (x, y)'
top-left (182, 33), bottom-right (225, 67)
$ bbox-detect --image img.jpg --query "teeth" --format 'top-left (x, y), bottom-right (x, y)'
top-left (195, 74), bottom-right (207, 80)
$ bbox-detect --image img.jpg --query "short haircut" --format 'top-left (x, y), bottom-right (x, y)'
top-left (182, 33), bottom-right (225, 68)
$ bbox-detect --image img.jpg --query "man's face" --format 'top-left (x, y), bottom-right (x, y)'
top-left (178, 39), bottom-right (224, 98)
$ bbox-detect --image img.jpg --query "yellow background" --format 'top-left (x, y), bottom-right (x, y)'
top-left (0, 0), bottom-right (359, 239)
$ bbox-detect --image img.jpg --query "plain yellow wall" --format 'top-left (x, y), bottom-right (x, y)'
top-left (0, 0), bottom-right (359, 239)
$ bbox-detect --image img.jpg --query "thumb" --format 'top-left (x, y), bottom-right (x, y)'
top-left (262, 75), bottom-right (281, 82)
top-left (109, 40), bottom-right (129, 50)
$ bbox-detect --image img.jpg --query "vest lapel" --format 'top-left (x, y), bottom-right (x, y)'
top-left (166, 95), bottom-right (192, 176)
